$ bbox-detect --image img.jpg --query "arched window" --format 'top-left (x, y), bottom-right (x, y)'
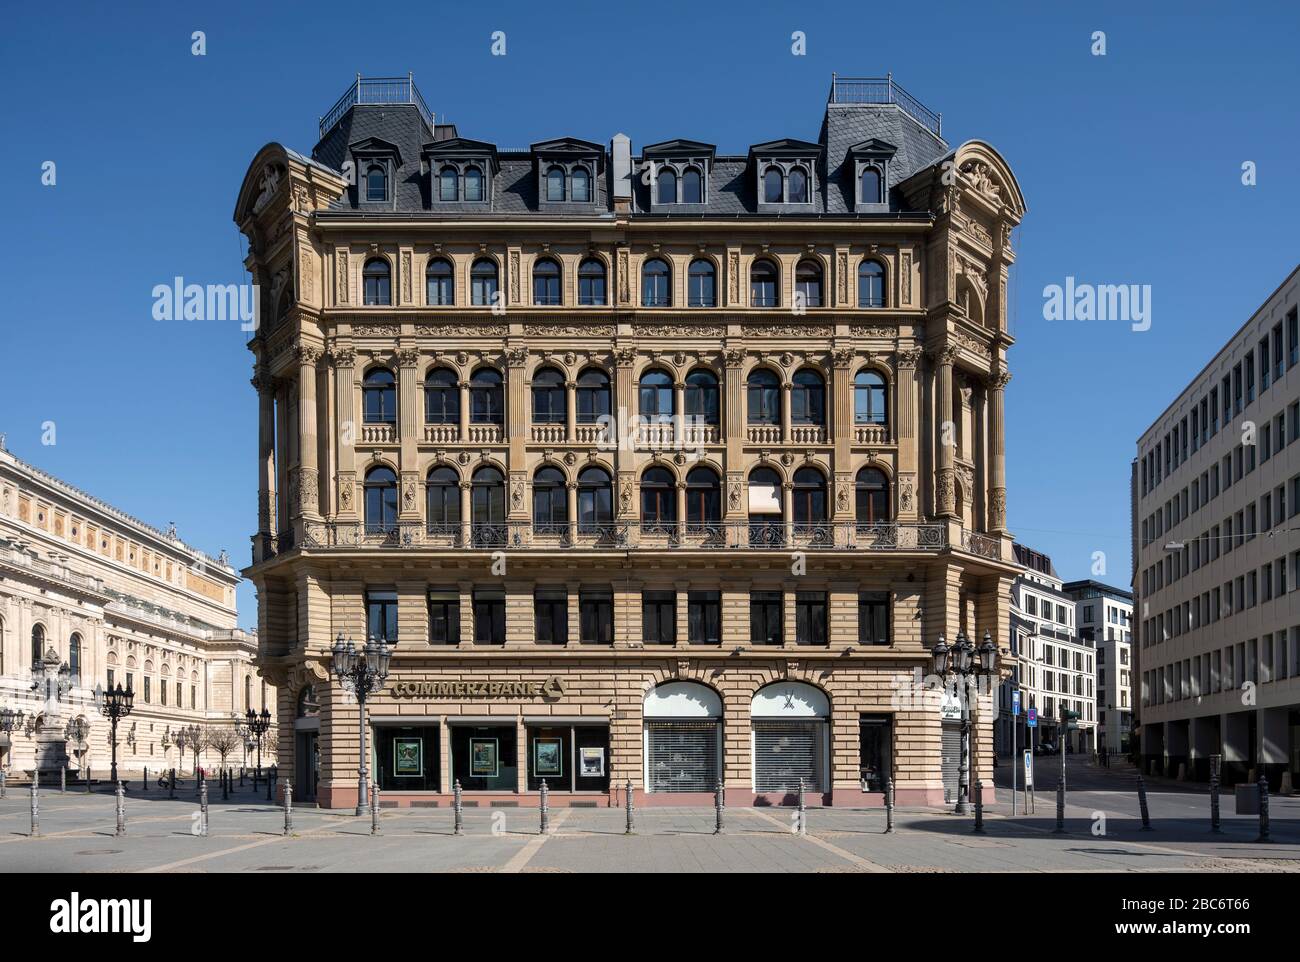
top-left (439, 165), bottom-right (459, 201)
top-left (531, 367), bottom-right (566, 424)
top-left (682, 166), bottom-right (703, 204)
top-left (424, 367), bottom-right (459, 424)
top-left (687, 258), bottom-right (716, 307)
top-left (791, 369), bottom-right (826, 425)
top-left (471, 258), bottom-right (499, 306)
top-left (642, 258), bottom-right (671, 307)
top-left (469, 368), bottom-right (504, 424)
top-left (856, 467), bottom-right (890, 524)
top-left (750, 260), bottom-right (778, 308)
top-left (792, 467), bottom-right (827, 528)
top-left (747, 369), bottom-right (780, 424)
top-left (366, 164), bottom-right (387, 202)
top-left (546, 165), bottom-right (566, 201)
top-left (577, 466), bottom-right (612, 532)
top-left (748, 467), bottom-right (783, 543)
top-left (860, 166), bottom-right (882, 204)
top-left (795, 259), bottom-right (823, 308)
top-left (426, 257), bottom-right (454, 306)
top-left (533, 466), bottom-right (567, 533)
top-left (657, 167), bottom-right (677, 205)
top-left (576, 368), bottom-right (611, 423)
top-left (532, 257), bottom-right (562, 306)
top-left (639, 369), bottom-right (674, 419)
top-left (362, 257), bottom-right (391, 306)
top-left (641, 467), bottom-right (676, 529)
top-left (362, 368), bottom-right (397, 424)
top-left (31, 624), bottom-right (44, 667)
top-left (470, 467), bottom-right (506, 545)
top-left (464, 166), bottom-right (484, 201)
top-left (363, 466), bottom-right (398, 533)
top-left (854, 370), bottom-right (888, 425)
top-left (788, 166), bottom-right (809, 203)
top-left (858, 260), bottom-right (886, 308)
top-left (426, 466), bottom-right (460, 534)
top-left (571, 166), bottom-right (591, 202)
top-left (69, 632), bottom-right (81, 679)
top-left (578, 257), bottom-right (606, 306)
top-left (684, 369), bottom-right (719, 425)
top-left (763, 167), bottom-right (784, 203)
top-left (685, 466), bottom-right (721, 526)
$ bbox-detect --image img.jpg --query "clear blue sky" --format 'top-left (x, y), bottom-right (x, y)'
top-left (2, 0), bottom-right (1297, 625)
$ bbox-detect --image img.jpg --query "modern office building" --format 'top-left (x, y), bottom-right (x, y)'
top-left (996, 544), bottom-right (1096, 756)
top-left (0, 441), bottom-right (270, 778)
top-left (1133, 264), bottom-right (1300, 788)
top-left (1064, 579), bottom-right (1132, 755)
top-left (235, 73), bottom-right (1027, 808)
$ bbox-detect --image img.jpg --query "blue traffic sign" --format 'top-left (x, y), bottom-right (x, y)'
top-left (1011, 690), bottom-right (1021, 716)
top-left (1027, 707), bottom-right (1038, 728)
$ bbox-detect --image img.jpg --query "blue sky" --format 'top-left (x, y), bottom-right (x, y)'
top-left (2, 0), bottom-right (1297, 625)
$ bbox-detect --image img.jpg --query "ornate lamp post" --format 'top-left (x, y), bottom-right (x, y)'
top-left (329, 632), bottom-right (391, 816)
top-left (177, 724), bottom-right (204, 775)
top-left (94, 683), bottom-right (135, 784)
top-left (65, 716), bottom-right (91, 772)
top-left (931, 630), bottom-right (998, 815)
top-left (242, 707), bottom-right (272, 780)
top-left (0, 707), bottom-right (25, 773)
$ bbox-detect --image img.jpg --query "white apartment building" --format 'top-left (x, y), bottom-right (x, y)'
top-left (1064, 580), bottom-right (1133, 754)
top-left (1133, 265), bottom-right (1300, 789)
top-left (996, 544), bottom-right (1097, 755)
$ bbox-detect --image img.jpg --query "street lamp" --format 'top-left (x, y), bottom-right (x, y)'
top-left (931, 629), bottom-right (999, 816)
top-left (0, 707), bottom-right (25, 774)
top-left (242, 707), bottom-right (272, 782)
top-left (329, 632), bottom-right (391, 816)
top-left (95, 683), bottom-right (135, 784)
top-left (65, 716), bottom-right (91, 772)
top-left (174, 724), bottom-right (203, 776)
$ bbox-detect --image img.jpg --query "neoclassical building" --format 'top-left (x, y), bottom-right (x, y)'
top-left (237, 74), bottom-right (1026, 808)
top-left (0, 442), bottom-right (271, 777)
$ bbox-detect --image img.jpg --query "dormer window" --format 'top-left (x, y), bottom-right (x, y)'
top-left (439, 166), bottom-right (459, 201)
top-left (423, 139), bottom-right (499, 207)
top-left (682, 167), bottom-right (703, 204)
top-left (464, 166), bottom-right (483, 201)
top-left (788, 166), bottom-right (809, 203)
top-left (859, 166), bottom-right (882, 204)
top-left (571, 166), bottom-right (591, 202)
top-left (848, 138), bottom-right (896, 211)
top-left (546, 166), bottom-right (566, 201)
top-left (365, 164), bottom-right (388, 202)
top-left (657, 168), bottom-right (677, 205)
top-left (763, 168), bottom-right (783, 203)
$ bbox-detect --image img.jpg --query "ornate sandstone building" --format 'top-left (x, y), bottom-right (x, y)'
top-left (236, 74), bottom-right (1025, 808)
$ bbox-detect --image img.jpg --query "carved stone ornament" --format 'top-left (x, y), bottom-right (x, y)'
top-left (991, 487), bottom-right (1007, 529)
top-left (937, 468), bottom-right (955, 515)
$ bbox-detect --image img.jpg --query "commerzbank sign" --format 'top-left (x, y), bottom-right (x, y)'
top-left (390, 677), bottom-right (566, 699)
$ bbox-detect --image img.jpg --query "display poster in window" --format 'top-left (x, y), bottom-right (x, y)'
top-left (533, 738), bottom-right (563, 777)
top-left (579, 747), bottom-right (605, 777)
top-left (394, 738), bottom-right (423, 776)
top-left (470, 737), bottom-right (499, 777)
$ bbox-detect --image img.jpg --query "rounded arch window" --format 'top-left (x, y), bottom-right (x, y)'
top-left (791, 369), bottom-right (826, 425)
top-left (532, 466), bottom-right (567, 531)
top-left (571, 165), bottom-right (592, 202)
top-left (763, 167), bottom-right (784, 203)
top-left (578, 257), bottom-right (606, 306)
top-left (640, 467), bottom-right (676, 527)
top-left (854, 370), bottom-right (888, 425)
top-left (750, 259), bottom-right (778, 308)
top-left (464, 165), bottom-right (484, 201)
top-left (576, 367), bottom-right (611, 423)
top-left (439, 165), bottom-right (459, 201)
top-left (577, 466), bottom-right (612, 532)
top-left (470, 467), bottom-right (506, 543)
top-left (681, 166), bottom-right (703, 204)
top-left (31, 623), bottom-right (45, 667)
top-left (471, 257), bottom-right (499, 306)
top-left (365, 164), bottom-right (387, 202)
top-left (531, 366), bottom-right (566, 424)
top-left (687, 258), bottom-right (716, 307)
top-left (657, 167), bottom-right (677, 205)
top-left (546, 165), bottom-right (566, 201)
top-left (856, 467), bottom-right (891, 524)
top-left (424, 367), bottom-right (459, 424)
top-left (363, 466), bottom-right (398, 532)
top-left (788, 165), bottom-right (809, 203)
top-left (638, 369), bottom-right (674, 418)
top-left (685, 466), bottom-right (721, 525)
top-left (426, 465), bottom-right (460, 533)
top-left (642, 258), bottom-right (671, 307)
top-left (425, 257), bottom-right (454, 306)
top-left (859, 166), bottom-right (882, 205)
top-left (684, 369), bottom-right (719, 425)
top-left (469, 368), bottom-right (504, 425)
top-left (748, 466), bottom-right (783, 519)
top-left (532, 257), bottom-right (562, 306)
top-left (795, 259), bottom-right (823, 308)
top-left (69, 632), bottom-right (81, 679)
top-left (362, 257), bottom-right (391, 306)
top-left (362, 368), bottom-right (397, 424)
top-left (858, 259), bottom-right (886, 308)
top-left (792, 467), bottom-right (827, 526)
top-left (746, 369), bottom-right (781, 424)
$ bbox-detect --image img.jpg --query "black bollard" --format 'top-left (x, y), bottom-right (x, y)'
top-left (61, 763), bottom-right (67, 794)
top-left (85, 764), bottom-right (91, 794)
top-left (370, 782), bottom-right (380, 836)
top-left (30, 773), bottom-right (40, 838)
top-left (885, 777), bottom-right (895, 834)
top-left (266, 766), bottom-right (273, 802)
top-left (240, 767), bottom-right (245, 788)
top-left (115, 781), bottom-right (126, 837)
top-left (1054, 780), bottom-right (1066, 834)
top-left (453, 779), bottom-right (464, 835)
top-left (624, 779), bottom-right (635, 835)
top-left (1209, 754), bottom-right (1223, 834)
top-left (713, 778), bottom-right (724, 835)
top-left (539, 779), bottom-right (550, 835)
top-left (973, 779), bottom-right (986, 834)
top-left (196, 769), bottom-right (202, 798)
top-left (0, 769), bottom-right (6, 799)
top-left (796, 777), bottom-right (807, 836)
top-left (143, 766), bottom-right (147, 794)
top-left (1256, 776), bottom-right (1270, 842)
top-left (1137, 774), bottom-right (1153, 830)
top-left (222, 769), bottom-right (229, 801)
top-left (283, 781), bottom-right (293, 835)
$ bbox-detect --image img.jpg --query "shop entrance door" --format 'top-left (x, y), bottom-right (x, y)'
top-left (295, 731), bottom-right (318, 802)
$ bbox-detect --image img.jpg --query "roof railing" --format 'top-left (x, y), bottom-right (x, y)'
top-left (828, 73), bottom-right (942, 138)
top-left (319, 73), bottom-right (434, 138)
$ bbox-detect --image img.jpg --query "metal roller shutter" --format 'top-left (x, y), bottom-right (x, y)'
top-left (754, 721), bottom-right (820, 793)
top-left (941, 721), bottom-right (962, 803)
top-left (648, 721), bottom-right (718, 792)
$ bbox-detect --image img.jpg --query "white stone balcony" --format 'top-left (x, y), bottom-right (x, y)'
top-left (854, 423), bottom-right (890, 444)
top-left (466, 424), bottom-right (502, 444)
top-left (423, 424), bottom-right (459, 443)
top-left (361, 423), bottom-right (396, 444)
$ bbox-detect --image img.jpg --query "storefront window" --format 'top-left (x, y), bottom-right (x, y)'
top-left (451, 725), bottom-right (517, 791)
top-left (751, 682), bottom-right (829, 794)
top-left (526, 725), bottom-right (610, 792)
top-left (375, 724), bottom-right (440, 792)
top-left (859, 714), bottom-right (893, 793)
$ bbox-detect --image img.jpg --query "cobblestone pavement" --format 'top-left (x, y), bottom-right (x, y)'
top-left (0, 769), bottom-right (1295, 873)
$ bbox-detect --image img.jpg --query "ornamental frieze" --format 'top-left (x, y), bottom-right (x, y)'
top-left (525, 323), bottom-right (615, 337)
top-left (744, 324), bottom-right (832, 337)
top-left (632, 323), bottom-right (725, 338)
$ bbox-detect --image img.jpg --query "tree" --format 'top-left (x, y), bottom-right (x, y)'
top-left (203, 726), bottom-right (243, 770)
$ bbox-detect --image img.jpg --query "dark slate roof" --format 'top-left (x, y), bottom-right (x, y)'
top-left (311, 97), bottom-right (947, 217)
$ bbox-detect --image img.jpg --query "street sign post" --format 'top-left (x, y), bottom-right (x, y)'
top-left (1010, 690), bottom-right (1021, 815)
top-left (1027, 707), bottom-right (1037, 728)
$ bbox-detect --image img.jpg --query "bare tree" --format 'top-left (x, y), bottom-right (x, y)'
top-left (203, 726), bottom-right (243, 771)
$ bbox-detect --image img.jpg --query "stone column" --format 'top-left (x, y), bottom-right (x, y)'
top-left (458, 378), bottom-right (470, 442)
top-left (780, 382), bottom-right (792, 443)
top-left (934, 346), bottom-right (958, 518)
top-left (397, 347), bottom-right (422, 522)
top-left (987, 370), bottom-right (1010, 533)
top-left (895, 348), bottom-right (921, 520)
top-left (458, 481), bottom-right (472, 547)
top-left (252, 365), bottom-right (277, 554)
top-left (332, 348), bottom-right (358, 520)
top-left (292, 345), bottom-right (322, 526)
top-left (565, 380), bottom-right (577, 443)
top-left (673, 380), bottom-right (686, 447)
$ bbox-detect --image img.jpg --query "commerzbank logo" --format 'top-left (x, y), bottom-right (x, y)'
top-left (49, 893), bottom-right (151, 942)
